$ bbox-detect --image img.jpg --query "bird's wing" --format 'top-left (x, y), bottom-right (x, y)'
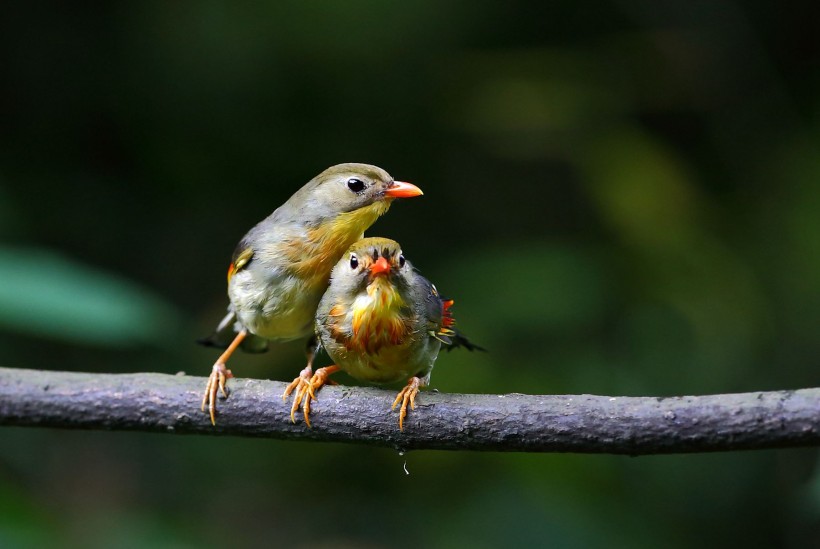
top-left (227, 245), bottom-right (254, 284)
top-left (416, 274), bottom-right (486, 353)
top-left (414, 276), bottom-right (456, 344)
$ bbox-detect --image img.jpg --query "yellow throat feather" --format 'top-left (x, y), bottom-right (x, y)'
top-left (285, 200), bottom-right (391, 288)
top-left (350, 276), bottom-right (410, 355)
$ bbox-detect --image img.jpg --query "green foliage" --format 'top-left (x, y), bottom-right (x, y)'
top-left (0, 247), bottom-right (179, 346)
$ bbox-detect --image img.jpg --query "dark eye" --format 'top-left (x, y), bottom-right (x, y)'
top-left (349, 253), bottom-right (359, 269)
top-left (346, 178), bottom-right (366, 193)
top-left (398, 254), bottom-right (406, 267)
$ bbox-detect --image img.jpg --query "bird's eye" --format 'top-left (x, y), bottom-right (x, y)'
top-left (398, 254), bottom-right (406, 267)
top-left (349, 254), bottom-right (359, 269)
top-left (346, 178), bottom-right (366, 193)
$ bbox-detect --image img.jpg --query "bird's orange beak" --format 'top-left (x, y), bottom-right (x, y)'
top-left (369, 256), bottom-right (392, 276)
top-left (384, 181), bottom-right (423, 198)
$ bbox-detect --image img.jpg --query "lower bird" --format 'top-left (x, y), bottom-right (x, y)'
top-left (283, 237), bottom-right (482, 430)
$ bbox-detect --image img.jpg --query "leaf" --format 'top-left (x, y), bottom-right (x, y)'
top-left (0, 247), bottom-right (180, 346)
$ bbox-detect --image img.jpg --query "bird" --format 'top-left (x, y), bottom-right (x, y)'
top-left (199, 164), bottom-right (423, 425)
top-left (283, 237), bottom-right (482, 430)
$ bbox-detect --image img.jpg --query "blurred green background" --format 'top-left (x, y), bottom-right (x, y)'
top-left (1, 1), bottom-right (819, 547)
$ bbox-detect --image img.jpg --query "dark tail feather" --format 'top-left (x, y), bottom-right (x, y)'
top-left (444, 331), bottom-right (487, 353)
top-left (197, 333), bottom-right (227, 348)
top-left (197, 309), bottom-right (270, 354)
top-left (197, 331), bottom-right (270, 354)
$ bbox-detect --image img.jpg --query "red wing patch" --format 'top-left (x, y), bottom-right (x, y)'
top-left (438, 298), bottom-right (456, 337)
top-left (442, 299), bottom-right (455, 327)
top-left (227, 248), bottom-right (254, 284)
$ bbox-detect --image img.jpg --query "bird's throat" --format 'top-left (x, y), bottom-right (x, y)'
top-left (349, 277), bottom-right (409, 354)
top-left (286, 201), bottom-right (391, 287)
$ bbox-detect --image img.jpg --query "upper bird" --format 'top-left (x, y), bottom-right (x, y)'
top-left (199, 164), bottom-right (423, 424)
top-left (283, 237), bottom-right (482, 430)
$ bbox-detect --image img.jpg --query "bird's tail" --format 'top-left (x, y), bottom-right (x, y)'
top-left (435, 296), bottom-right (486, 352)
top-left (444, 330), bottom-right (487, 353)
top-left (197, 309), bottom-right (270, 353)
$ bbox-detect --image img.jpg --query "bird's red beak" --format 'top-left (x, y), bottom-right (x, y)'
top-left (384, 180), bottom-right (423, 198)
top-left (369, 256), bottom-right (392, 276)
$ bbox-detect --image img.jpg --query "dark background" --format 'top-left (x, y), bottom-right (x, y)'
top-left (1, 2), bottom-right (819, 547)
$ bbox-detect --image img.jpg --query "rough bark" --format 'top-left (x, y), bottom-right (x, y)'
top-left (0, 366), bottom-right (818, 454)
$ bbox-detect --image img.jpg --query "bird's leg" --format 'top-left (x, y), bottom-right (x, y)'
top-left (201, 329), bottom-right (246, 426)
top-left (283, 342), bottom-right (339, 427)
top-left (304, 334), bottom-right (320, 380)
top-left (282, 336), bottom-right (319, 422)
top-left (301, 365), bottom-right (340, 428)
top-left (282, 366), bottom-right (313, 423)
top-left (391, 376), bottom-right (429, 431)
top-left (303, 336), bottom-right (340, 389)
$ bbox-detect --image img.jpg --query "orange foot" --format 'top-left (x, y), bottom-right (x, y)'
top-left (200, 329), bottom-right (246, 426)
top-left (201, 362), bottom-right (233, 426)
top-left (282, 365), bottom-right (340, 427)
top-left (391, 376), bottom-right (428, 431)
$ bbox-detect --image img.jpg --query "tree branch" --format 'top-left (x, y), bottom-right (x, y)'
top-left (0, 366), bottom-right (817, 454)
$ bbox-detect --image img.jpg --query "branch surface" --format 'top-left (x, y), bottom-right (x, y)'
top-left (1, 366), bottom-right (818, 454)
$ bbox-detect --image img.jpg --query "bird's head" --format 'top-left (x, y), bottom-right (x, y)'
top-left (297, 163), bottom-right (422, 220)
top-left (329, 237), bottom-right (413, 296)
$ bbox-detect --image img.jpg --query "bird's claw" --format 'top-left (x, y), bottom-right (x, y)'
top-left (391, 377), bottom-right (422, 431)
top-left (282, 365), bottom-right (313, 424)
top-left (282, 365), bottom-right (339, 427)
top-left (201, 362), bottom-right (233, 426)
